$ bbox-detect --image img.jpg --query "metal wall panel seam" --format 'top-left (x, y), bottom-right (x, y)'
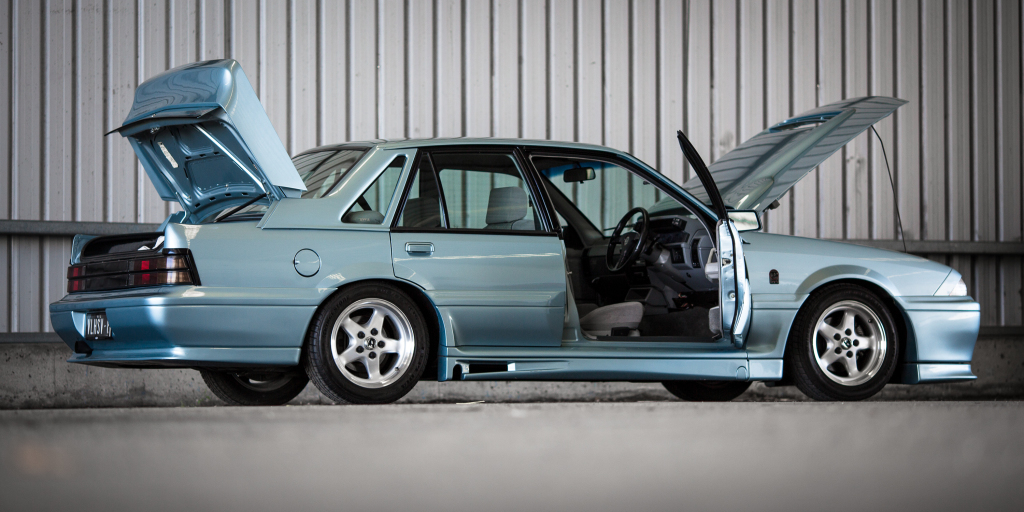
top-left (10, 0), bottom-right (18, 223)
top-left (41, 0), bottom-right (50, 333)
top-left (136, 0), bottom-right (143, 223)
top-left (73, 0), bottom-right (81, 222)
top-left (317, 0), bottom-right (324, 146)
top-left (258, 0), bottom-right (266, 107)
top-left (288, 0), bottom-right (295, 154)
top-left (103, 0), bottom-right (111, 223)
top-left (9, 0), bottom-right (18, 332)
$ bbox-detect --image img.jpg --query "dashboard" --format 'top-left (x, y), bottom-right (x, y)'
top-left (643, 215), bottom-right (716, 273)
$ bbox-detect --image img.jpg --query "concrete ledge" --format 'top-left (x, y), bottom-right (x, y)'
top-left (2, 338), bottom-right (1022, 408)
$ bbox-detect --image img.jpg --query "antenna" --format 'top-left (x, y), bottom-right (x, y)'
top-left (870, 126), bottom-right (908, 254)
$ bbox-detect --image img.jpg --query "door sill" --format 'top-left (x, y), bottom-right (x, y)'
top-left (592, 334), bottom-right (720, 343)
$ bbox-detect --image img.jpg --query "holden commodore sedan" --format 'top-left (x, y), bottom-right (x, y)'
top-left (49, 59), bottom-right (979, 405)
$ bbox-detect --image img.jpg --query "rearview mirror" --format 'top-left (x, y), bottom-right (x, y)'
top-left (563, 166), bottom-right (596, 183)
top-left (727, 210), bottom-right (761, 232)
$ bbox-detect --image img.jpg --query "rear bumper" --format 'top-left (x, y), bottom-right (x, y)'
top-left (49, 286), bottom-right (322, 368)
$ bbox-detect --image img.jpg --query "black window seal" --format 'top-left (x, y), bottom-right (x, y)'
top-left (425, 146), bottom-right (557, 234)
top-left (390, 226), bottom-right (559, 237)
top-left (523, 146), bottom-right (718, 238)
top-left (390, 150), bottom-right (448, 230)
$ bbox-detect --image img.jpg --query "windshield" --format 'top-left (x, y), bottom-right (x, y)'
top-left (206, 148), bottom-right (368, 222)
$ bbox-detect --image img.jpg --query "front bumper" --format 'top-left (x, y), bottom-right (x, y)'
top-left (49, 286), bottom-right (326, 368)
top-left (896, 296), bottom-right (980, 382)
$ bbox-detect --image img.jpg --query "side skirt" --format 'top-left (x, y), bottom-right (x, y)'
top-left (442, 355), bottom-right (758, 382)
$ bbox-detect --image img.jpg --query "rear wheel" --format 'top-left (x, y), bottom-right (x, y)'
top-left (662, 380), bottom-right (751, 402)
top-left (200, 369), bottom-right (309, 406)
top-left (304, 282), bottom-right (429, 404)
top-left (787, 283), bottom-right (898, 401)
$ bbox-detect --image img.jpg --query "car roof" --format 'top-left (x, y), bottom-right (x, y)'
top-left (293, 138), bottom-right (626, 158)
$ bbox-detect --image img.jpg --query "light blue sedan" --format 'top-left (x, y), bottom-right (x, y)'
top-left (49, 60), bottom-right (979, 405)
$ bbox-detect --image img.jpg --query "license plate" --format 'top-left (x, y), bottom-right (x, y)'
top-left (85, 312), bottom-right (113, 340)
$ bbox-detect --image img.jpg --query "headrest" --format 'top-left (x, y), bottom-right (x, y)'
top-left (342, 210), bottom-right (385, 224)
top-left (485, 187), bottom-right (529, 225)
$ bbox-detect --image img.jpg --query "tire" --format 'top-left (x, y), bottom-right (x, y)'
top-left (786, 283), bottom-right (899, 401)
top-left (662, 380), bottom-right (751, 402)
top-left (304, 282), bottom-right (429, 405)
top-left (200, 369), bottom-right (309, 406)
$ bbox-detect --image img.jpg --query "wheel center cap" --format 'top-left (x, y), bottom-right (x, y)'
top-left (841, 337), bottom-right (852, 349)
top-left (365, 338), bottom-right (377, 350)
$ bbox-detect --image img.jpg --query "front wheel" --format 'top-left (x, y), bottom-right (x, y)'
top-left (786, 284), bottom-right (899, 401)
top-left (200, 369), bottom-right (309, 406)
top-left (304, 282), bottom-right (429, 404)
top-left (662, 381), bottom-right (751, 402)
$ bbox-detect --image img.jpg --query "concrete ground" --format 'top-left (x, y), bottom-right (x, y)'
top-left (1, 402), bottom-right (1022, 512)
top-left (2, 337), bottom-right (1023, 407)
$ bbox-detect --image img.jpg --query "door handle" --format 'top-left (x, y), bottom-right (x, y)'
top-left (405, 242), bottom-right (434, 254)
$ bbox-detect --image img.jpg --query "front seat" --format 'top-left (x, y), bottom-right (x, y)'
top-left (579, 302), bottom-right (644, 337)
top-left (484, 187), bottom-right (535, 230)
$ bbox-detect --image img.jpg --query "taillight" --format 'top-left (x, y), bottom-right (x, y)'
top-left (66, 249), bottom-right (200, 293)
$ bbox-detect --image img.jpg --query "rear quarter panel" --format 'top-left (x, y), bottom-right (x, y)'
top-left (166, 222), bottom-right (394, 291)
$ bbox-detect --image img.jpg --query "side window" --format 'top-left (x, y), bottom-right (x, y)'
top-left (342, 156), bottom-right (406, 224)
top-left (533, 156), bottom-right (673, 234)
top-left (297, 149), bottom-right (365, 199)
top-left (431, 152), bottom-right (542, 231)
top-left (397, 155), bottom-right (444, 229)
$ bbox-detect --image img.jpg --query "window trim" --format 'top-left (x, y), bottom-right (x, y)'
top-left (389, 151), bottom-right (449, 230)
top-left (393, 146), bottom-right (557, 234)
top-left (524, 147), bottom-right (718, 243)
top-left (293, 147), bottom-right (372, 200)
top-left (340, 153), bottom-right (408, 225)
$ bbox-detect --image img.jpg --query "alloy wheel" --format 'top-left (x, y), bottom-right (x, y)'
top-left (329, 298), bottom-right (416, 389)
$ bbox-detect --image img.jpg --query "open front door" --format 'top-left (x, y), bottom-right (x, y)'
top-left (677, 131), bottom-right (751, 347)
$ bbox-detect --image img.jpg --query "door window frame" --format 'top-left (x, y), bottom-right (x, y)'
top-left (523, 147), bottom-right (719, 246)
top-left (390, 145), bottom-right (560, 236)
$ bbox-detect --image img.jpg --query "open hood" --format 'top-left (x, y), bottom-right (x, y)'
top-left (113, 59), bottom-right (305, 222)
top-left (682, 97), bottom-right (906, 214)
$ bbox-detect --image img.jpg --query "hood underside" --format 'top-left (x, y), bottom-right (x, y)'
top-left (683, 96), bottom-right (907, 214)
top-left (114, 59), bottom-right (305, 222)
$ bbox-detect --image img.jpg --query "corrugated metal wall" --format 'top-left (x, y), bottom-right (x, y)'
top-left (1, 0), bottom-right (1021, 333)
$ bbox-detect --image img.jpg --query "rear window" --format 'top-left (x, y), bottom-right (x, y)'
top-left (205, 148), bottom-right (368, 223)
top-left (294, 149), bottom-right (368, 199)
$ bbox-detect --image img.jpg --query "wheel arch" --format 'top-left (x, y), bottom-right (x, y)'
top-left (303, 277), bottom-right (444, 381)
top-left (781, 277), bottom-right (909, 384)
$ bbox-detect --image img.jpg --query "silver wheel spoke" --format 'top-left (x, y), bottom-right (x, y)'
top-left (340, 317), bottom-right (365, 340)
top-left (842, 354), bottom-right (861, 378)
top-left (820, 350), bottom-right (842, 366)
top-left (818, 323), bottom-right (843, 343)
top-left (860, 333), bottom-right (877, 349)
top-left (840, 310), bottom-right (857, 335)
top-left (366, 309), bottom-right (385, 335)
top-left (378, 336), bottom-right (400, 354)
top-left (364, 355), bottom-right (382, 381)
top-left (336, 345), bottom-right (361, 366)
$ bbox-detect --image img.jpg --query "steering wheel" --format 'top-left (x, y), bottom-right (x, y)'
top-left (606, 207), bottom-right (650, 272)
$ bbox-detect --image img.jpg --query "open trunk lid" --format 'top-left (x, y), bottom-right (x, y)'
top-left (682, 96), bottom-right (906, 214)
top-left (112, 59), bottom-right (305, 222)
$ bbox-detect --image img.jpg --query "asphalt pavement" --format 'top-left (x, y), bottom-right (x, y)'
top-left (2, 401), bottom-right (1022, 512)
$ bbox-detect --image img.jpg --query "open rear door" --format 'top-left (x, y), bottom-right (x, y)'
top-left (677, 131), bottom-right (751, 348)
